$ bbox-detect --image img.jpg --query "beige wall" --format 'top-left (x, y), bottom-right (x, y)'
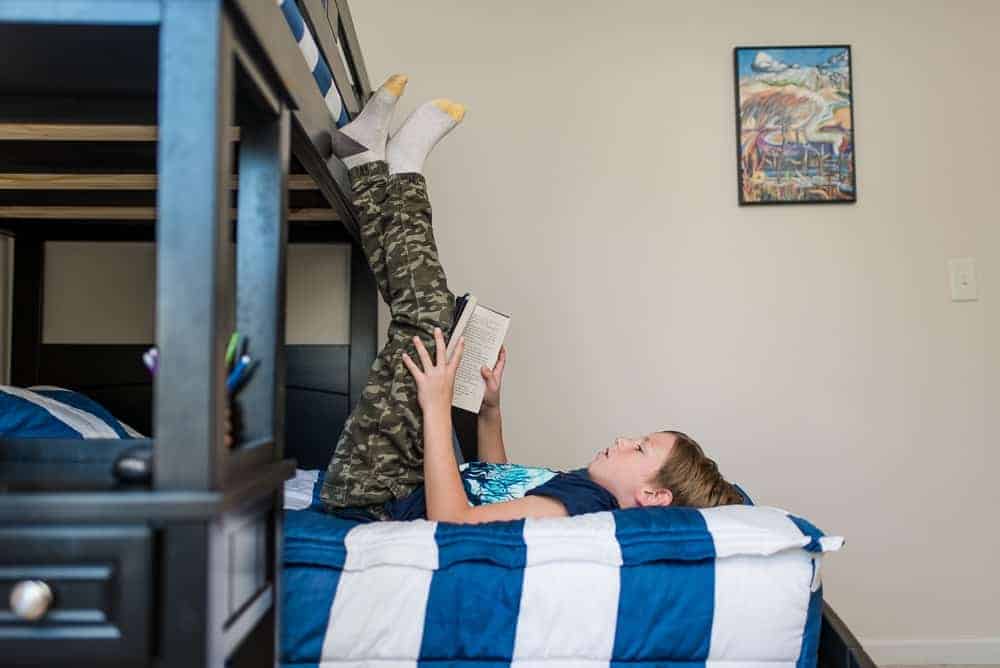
top-left (18, 242), bottom-right (351, 345)
top-left (354, 0), bottom-right (999, 660)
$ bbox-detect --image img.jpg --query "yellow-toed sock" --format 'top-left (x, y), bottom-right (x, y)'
top-left (388, 98), bottom-right (466, 175)
top-left (340, 74), bottom-right (408, 168)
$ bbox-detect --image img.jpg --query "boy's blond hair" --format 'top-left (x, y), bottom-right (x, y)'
top-left (655, 430), bottom-right (743, 507)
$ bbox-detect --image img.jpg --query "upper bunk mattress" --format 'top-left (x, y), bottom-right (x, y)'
top-left (277, 0), bottom-right (351, 127)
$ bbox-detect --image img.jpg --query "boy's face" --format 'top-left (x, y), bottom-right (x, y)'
top-left (587, 432), bottom-right (676, 509)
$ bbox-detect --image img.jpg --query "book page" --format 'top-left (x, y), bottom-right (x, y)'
top-left (451, 304), bottom-right (510, 413)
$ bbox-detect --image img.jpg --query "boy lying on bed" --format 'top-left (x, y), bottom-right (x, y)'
top-left (322, 75), bottom-right (743, 523)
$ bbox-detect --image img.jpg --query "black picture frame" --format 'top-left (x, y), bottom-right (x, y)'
top-left (734, 45), bottom-right (857, 205)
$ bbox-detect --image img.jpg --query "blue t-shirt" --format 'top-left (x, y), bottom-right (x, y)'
top-left (385, 462), bottom-right (619, 521)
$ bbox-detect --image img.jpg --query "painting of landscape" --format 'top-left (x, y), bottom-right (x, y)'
top-left (735, 46), bottom-right (856, 204)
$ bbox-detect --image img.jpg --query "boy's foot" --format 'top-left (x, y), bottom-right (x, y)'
top-left (340, 74), bottom-right (408, 168)
top-left (387, 99), bottom-right (465, 175)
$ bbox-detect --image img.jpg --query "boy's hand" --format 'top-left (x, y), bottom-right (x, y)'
top-left (401, 327), bottom-right (464, 415)
top-left (480, 345), bottom-right (506, 411)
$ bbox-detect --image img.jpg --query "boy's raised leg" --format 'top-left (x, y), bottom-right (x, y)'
top-left (323, 100), bottom-right (465, 512)
top-left (340, 74), bottom-right (408, 303)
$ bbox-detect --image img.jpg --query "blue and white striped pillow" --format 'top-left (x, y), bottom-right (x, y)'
top-left (0, 386), bottom-right (144, 439)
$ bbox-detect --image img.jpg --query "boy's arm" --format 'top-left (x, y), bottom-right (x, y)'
top-left (424, 405), bottom-right (566, 522)
top-left (404, 333), bottom-right (565, 524)
top-left (456, 494), bottom-right (568, 523)
top-left (477, 406), bottom-right (507, 464)
top-left (402, 330), bottom-right (470, 522)
top-left (476, 346), bottom-right (508, 463)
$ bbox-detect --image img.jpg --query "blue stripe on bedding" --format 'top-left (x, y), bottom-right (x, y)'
top-left (281, 564), bottom-right (339, 668)
top-left (797, 585), bottom-right (824, 668)
top-left (283, 509), bottom-right (350, 570)
top-left (31, 388), bottom-right (130, 438)
top-left (0, 391), bottom-right (81, 438)
top-left (433, 519), bottom-right (528, 570)
top-left (788, 514), bottom-right (826, 552)
top-left (614, 505), bottom-right (717, 563)
top-left (312, 59), bottom-right (333, 99)
top-left (613, 508), bottom-right (714, 665)
top-left (277, 0), bottom-right (305, 42)
top-left (420, 522), bottom-right (526, 664)
top-left (613, 560), bottom-right (714, 666)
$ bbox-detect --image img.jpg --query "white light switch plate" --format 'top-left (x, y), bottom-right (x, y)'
top-left (948, 257), bottom-right (978, 301)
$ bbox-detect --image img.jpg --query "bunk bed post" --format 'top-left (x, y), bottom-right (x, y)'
top-left (235, 109), bottom-right (291, 452)
top-left (9, 234), bottom-right (43, 387)
top-left (154, 0), bottom-right (235, 492)
top-left (235, 107), bottom-right (292, 667)
top-left (155, 2), bottom-right (235, 666)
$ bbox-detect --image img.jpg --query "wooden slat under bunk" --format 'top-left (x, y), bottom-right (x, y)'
top-left (0, 122), bottom-right (339, 222)
top-left (0, 206), bottom-right (338, 221)
top-left (0, 173), bottom-right (317, 190)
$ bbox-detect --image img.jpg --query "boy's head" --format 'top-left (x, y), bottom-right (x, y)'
top-left (587, 430), bottom-right (743, 509)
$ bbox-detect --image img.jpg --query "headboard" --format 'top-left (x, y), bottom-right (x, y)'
top-left (31, 342), bottom-right (353, 471)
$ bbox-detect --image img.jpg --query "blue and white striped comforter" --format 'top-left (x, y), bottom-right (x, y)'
top-left (282, 471), bottom-right (842, 668)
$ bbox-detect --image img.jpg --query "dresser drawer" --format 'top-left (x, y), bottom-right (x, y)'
top-left (0, 525), bottom-right (151, 667)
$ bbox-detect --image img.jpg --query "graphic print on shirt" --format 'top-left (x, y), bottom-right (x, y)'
top-left (460, 462), bottom-right (557, 505)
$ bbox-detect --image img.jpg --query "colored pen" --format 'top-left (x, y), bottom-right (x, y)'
top-left (230, 359), bottom-right (260, 397)
top-left (142, 351), bottom-right (156, 376)
top-left (226, 354), bottom-right (251, 393)
top-left (225, 332), bottom-right (241, 368)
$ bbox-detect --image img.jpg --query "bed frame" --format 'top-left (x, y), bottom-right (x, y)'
top-left (0, 1), bottom-right (375, 666)
top-left (0, 2), bottom-right (875, 666)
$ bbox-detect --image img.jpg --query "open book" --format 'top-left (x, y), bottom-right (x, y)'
top-left (445, 294), bottom-right (511, 413)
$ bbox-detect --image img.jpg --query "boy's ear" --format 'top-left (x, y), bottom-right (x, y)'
top-left (636, 487), bottom-right (673, 508)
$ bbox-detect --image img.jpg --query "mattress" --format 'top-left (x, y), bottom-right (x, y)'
top-left (281, 469), bottom-right (843, 668)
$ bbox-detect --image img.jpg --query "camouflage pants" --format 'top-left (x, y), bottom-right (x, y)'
top-left (321, 162), bottom-right (455, 513)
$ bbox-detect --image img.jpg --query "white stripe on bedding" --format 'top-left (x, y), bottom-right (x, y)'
top-left (705, 662), bottom-right (796, 667)
top-left (324, 86), bottom-right (344, 121)
top-left (298, 29), bottom-right (319, 71)
top-left (119, 420), bottom-right (145, 438)
top-left (0, 386), bottom-right (118, 438)
top-left (522, 511), bottom-right (622, 567)
top-left (702, 504), bottom-right (816, 557)
top-left (321, 522), bottom-right (437, 665)
top-left (31, 385), bottom-right (144, 437)
top-left (283, 469), bottom-right (319, 510)
top-left (708, 550), bottom-right (813, 664)
top-left (341, 520), bottom-right (440, 572)
top-left (315, 661), bottom-right (416, 668)
top-left (512, 514), bottom-right (620, 665)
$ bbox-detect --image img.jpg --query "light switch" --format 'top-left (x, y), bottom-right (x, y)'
top-left (948, 258), bottom-right (978, 302)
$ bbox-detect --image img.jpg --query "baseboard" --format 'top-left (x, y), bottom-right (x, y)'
top-left (863, 636), bottom-right (1000, 665)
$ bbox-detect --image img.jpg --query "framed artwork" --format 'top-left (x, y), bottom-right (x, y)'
top-left (734, 45), bottom-right (856, 205)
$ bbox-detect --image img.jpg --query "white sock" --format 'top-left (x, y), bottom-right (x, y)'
top-left (340, 74), bottom-right (407, 169)
top-left (387, 99), bottom-right (465, 175)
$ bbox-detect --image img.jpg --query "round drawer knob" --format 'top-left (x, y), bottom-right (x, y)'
top-left (10, 580), bottom-right (53, 622)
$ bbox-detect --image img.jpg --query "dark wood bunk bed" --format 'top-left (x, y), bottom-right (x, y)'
top-left (0, 2), bottom-right (876, 667)
top-left (0, 1), bottom-right (377, 666)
